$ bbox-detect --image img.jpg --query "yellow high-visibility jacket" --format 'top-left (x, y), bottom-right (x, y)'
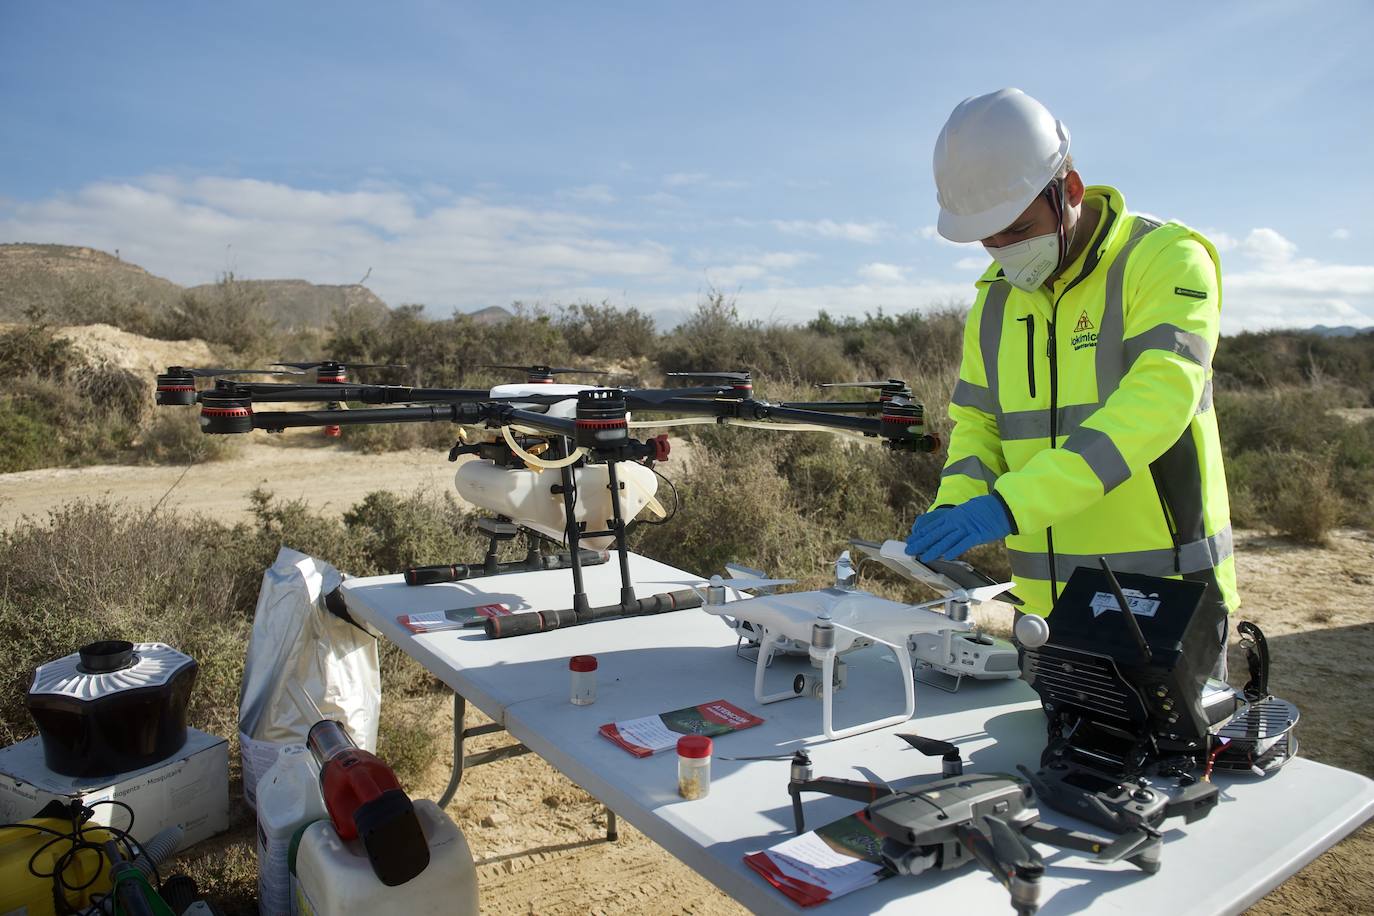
top-left (931, 185), bottom-right (1238, 618)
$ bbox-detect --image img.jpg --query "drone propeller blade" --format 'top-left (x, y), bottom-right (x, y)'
top-left (179, 366), bottom-right (304, 378)
top-left (986, 814), bottom-right (1045, 881)
top-left (486, 364), bottom-right (604, 376)
top-left (1093, 827), bottom-right (1159, 865)
top-left (665, 370), bottom-right (752, 384)
top-left (654, 574), bottom-right (797, 591)
top-left (272, 360), bottom-right (406, 371)
top-left (896, 734), bottom-right (959, 758)
top-left (719, 749), bottom-right (811, 762)
top-left (817, 379), bottom-right (907, 392)
top-left (953, 821), bottom-right (1009, 883)
top-left (966, 581), bottom-right (1018, 604)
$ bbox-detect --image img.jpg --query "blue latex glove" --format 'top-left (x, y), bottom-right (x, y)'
top-left (904, 495), bottom-right (1013, 562)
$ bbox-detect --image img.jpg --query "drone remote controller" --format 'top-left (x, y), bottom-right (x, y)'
top-left (1017, 762), bottom-right (1218, 837)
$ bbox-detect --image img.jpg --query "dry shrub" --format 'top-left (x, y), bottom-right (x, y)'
top-left (1270, 452), bottom-right (1343, 546)
top-left (136, 409), bottom-right (240, 464)
top-left (0, 489), bottom-right (492, 746)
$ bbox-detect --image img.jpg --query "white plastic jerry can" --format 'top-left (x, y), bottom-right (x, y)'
top-left (289, 799), bottom-right (478, 916)
top-left (256, 744), bottom-right (328, 916)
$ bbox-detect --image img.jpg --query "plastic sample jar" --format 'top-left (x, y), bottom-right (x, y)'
top-left (677, 735), bottom-right (712, 800)
top-left (569, 655), bottom-right (598, 705)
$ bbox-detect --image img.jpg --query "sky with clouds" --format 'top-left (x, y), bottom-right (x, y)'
top-left (1, 1), bottom-right (1371, 332)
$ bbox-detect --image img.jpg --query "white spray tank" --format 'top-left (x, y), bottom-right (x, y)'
top-left (257, 744), bottom-right (328, 916)
top-left (453, 383), bottom-right (661, 548)
top-left (289, 799), bottom-right (478, 916)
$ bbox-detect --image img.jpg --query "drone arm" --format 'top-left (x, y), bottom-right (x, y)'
top-left (229, 405), bottom-right (459, 432)
top-left (789, 775), bottom-right (892, 833)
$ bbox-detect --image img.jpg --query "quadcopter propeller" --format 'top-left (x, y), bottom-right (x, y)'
top-left (486, 364), bottom-right (606, 377)
top-left (163, 365), bottom-right (304, 378)
top-left (719, 749), bottom-right (813, 763)
top-left (273, 360), bottom-right (406, 371)
top-left (655, 573), bottom-right (798, 592)
top-left (665, 370), bottom-right (753, 386)
top-left (817, 379), bottom-right (909, 393)
top-left (896, 734), bottom-right (958, 758)
top-left (897, 733), bottom-right (965, 776)
top-left (986, 814), bottom-right (1046, 881)
top-left (1092, 826), bottom-right (1161, 865)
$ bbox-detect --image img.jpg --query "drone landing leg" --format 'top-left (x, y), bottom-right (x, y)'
top-left (822, 645), bottom-right (916, 741)
top-left (604, 459), bottom-right (637, 607)
top-left (754, 633), bottom-right (805, 704)
top-left (558, 459), bottom-right (591, 617)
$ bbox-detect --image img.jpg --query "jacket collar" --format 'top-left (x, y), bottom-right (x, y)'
top-left (975, 185), bottom-right (1129, 295)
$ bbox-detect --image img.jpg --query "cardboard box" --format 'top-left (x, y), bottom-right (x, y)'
top-left (0, 727), bottom-right (229, 851)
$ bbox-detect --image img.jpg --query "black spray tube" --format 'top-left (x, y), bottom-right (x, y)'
top-left (483, 588), bottom-right (704, 639)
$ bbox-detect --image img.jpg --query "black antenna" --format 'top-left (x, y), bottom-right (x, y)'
top-left (1098, 557), bottom-right (1152, 664)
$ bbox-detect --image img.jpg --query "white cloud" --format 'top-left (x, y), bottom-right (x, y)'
top-left (558, 184), bottom-right (617, 204)
top-left (1331, 228), bottom-right (1351, 241)
top-left (857, 262), bottom-right (907, 284)
top-left (1238, 227), bottom-right (1298, 263)
top-left (0, 175), bottom-right (680, 309)
top-left (701, 250), bottom-right (814, 287)
top-left (915, 225), bottom-right (973, 248)
top-left (663, 172), bottom-right (708, 187)
top-left (771, 218), bottom-right (888, 244)
top-left (954, 255), bottom-right (990, 272)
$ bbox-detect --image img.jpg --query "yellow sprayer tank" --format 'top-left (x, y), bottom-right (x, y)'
top-left (0, 813), bottom-right (116, 915)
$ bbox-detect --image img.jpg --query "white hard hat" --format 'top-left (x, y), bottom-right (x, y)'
top-left (933, 88), bottom-right (1071, 243)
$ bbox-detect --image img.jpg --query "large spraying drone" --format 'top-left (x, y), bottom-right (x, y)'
top-left (154, 360), bottom-right (939, 629)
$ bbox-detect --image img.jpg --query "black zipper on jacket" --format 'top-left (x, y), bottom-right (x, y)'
top-left (1042, 202), bottom-right (1119, 603)
top-left (1017, 316), bottom-right (1036, 397)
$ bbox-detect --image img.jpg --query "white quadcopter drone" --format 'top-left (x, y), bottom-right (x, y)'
top-left (655, 539), bottom-right (1018, 740)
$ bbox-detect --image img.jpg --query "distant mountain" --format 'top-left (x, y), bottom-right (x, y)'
top-left (0, 243), bottom-right (183, 319)
top-left (0, 243), bottom-right (389, 330)
top-left (1308, 325), bottom-right (1373, 338)
top-left (466, 305), bottom-right (513, 325)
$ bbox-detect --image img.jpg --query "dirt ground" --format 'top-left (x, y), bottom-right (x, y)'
top-left (0, 435), bottom-right (459, 527)
top-left (5, 445), bottom-right (1371, 913)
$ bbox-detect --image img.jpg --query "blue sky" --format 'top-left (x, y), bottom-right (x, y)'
top-left (2, 1), bottom-right (1371, 331)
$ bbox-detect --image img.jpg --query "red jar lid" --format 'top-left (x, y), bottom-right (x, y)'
top-left (677, 735), bottom-right (713, 758)
top-left (569, 655), bottom-right (598, 672)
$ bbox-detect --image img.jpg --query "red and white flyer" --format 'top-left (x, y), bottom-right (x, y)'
top-left (598, 698), bottom-right (764, 757)
top-left (395, 604), bottom-right (511, 634)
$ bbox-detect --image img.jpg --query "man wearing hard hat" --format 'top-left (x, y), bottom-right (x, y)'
top-left (905, 88), bottom-right (1235, 671)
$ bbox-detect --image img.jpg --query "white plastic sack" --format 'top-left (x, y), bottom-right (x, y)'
top-left (238, 547), bottom-right (380, 810)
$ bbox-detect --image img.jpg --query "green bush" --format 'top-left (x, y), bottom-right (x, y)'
top-left (151, 273), bottom-right (273, 353)
top-left (556, 301), bottom-right (657, 361)
top-left (0, 488), bottom-right (498, 746)
top-left (1269, 452), bottom-right (1344, 546)
top-left (136, 409), bottom-right (240, 464)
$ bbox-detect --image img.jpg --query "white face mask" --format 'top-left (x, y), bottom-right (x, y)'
top-left (986, 232), bottom-right (1060, 291)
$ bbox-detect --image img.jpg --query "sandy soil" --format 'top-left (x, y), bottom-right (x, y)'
top-left (7, 445), bottom-right (1370, 913)
top-left (0, 436), bottom-right (460, 527)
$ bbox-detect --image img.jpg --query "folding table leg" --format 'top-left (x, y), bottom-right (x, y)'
top-left (437, 691), bottom-right (618, 843)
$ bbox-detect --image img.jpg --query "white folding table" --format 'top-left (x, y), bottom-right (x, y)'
top-left (339, 552), bottom-right (1374, 915)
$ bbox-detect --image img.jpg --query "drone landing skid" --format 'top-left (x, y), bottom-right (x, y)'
top-left (753, 631), bottom-right (916, 741)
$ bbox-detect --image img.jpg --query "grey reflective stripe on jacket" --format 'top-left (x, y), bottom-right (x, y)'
top-left (1008, 525), bottom-right (1234, 580)
top-left (940, 455), bottom-right (1000, 488)
top-left (973, 217), bottom-right (1215, 444)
